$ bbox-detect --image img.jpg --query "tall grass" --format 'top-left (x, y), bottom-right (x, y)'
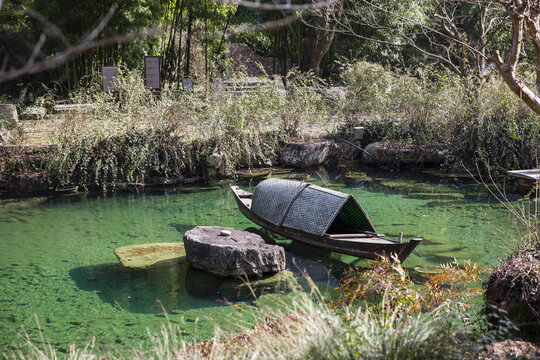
top-left (35, 70), bottom-right (331, 189)
top-left (7, 289), bottom-right (479, 360)
top-left (6, 260), bottom-right (486, 360)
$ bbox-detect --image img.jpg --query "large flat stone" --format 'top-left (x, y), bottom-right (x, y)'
top-left (114, 242), bottom-right (186, 269)
top-left (362, 141), bottom-right (447, 165)
top-left (183, 226), bottom-right (285, 277)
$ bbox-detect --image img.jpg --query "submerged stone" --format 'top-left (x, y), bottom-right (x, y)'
top-left (405, 192), bottom-right (465, 200)
top-left (184, 226), bottom-right (285, 277)
top-left (414, 265), bottom-right (444, 274)
top-left (114, 243), bottom-right (186, 269)
top-left (220, 270), bottom-right (299, 300)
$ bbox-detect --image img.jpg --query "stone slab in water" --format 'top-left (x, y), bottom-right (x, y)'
top-left (183, 226), bottom-right (285, 277)
top-left (114, 242), bottom-right (186, 269)
top-left (220, 270), bottom-right (298, 300)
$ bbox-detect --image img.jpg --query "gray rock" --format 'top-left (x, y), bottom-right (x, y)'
top-left (362, 141), bottom-right (447, 165)
top-left (205, 153), bottom-right (226, 179)
top-left (20, 106), bottom-right (47, 120)
top-left (279, 141), bottom-right (337, 168)
top-left (184, 226), bottom-right (285, 277)
top-left (0, 129), bottom-right (13, 143)
top-left (0, 104), bottom-right (18, 124)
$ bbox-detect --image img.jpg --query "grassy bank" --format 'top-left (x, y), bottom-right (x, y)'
top-left (1, 70), bottom-right (334, 191)
top-left (2, 64), bottom-right (540, 191)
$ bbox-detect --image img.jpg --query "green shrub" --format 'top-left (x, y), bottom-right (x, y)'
top-left (339, 61), bottom-right (540, 171)
top-left (41, 69), bottom-right (330, 189)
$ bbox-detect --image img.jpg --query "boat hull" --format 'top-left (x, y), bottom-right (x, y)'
top-left (231, 185), bottom-right (421, 262)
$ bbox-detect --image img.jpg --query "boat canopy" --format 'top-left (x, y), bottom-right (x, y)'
top-left (251, 178), bottom-right (376, 237)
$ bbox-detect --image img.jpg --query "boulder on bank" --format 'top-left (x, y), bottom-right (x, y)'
top-left (205, 153), bottom-right (227, 179)
top-left (183, 226), bottom-right (285, 277)
top-left (279, 140), bottom-right (337, 168)
top-left (114, 242), bottom-right (186, 269)
top-left (485, 245), bottom-right (540, 343)
top-left (0, 104), bottom-right (18, 124)
top-left (362, 141), bottom-right (447, 165)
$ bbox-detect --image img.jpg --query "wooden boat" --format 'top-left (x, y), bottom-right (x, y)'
top-left (231, 178), bottom-right (421, 262)
top-left (55, 185), bottom-right (79, 194)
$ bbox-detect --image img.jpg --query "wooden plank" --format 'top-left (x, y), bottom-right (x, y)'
top-left (328, 233), bottom-right (370, 239)
top-left (337, 238), bottom-right (397, 245)
top-left (54, 104), bottom-right (96, 111)
top-left (507, 169), bottom-right (540, 181)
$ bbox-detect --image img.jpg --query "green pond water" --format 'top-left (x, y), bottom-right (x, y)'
top-left (0, 168), bottom-right (526, 355)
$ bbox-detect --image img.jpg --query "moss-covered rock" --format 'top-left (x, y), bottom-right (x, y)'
top-left (220, 270), bottom-right (299, 300)
top-left (114, 243), bottom-right (186, 269)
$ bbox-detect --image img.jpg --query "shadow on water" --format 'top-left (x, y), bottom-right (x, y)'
top-left (69, 258), bottom-right (232, 314)
top-left (243, 226), bottom-right (348, 282)
top-left (169, 223), bottom-right (199, 235)
top-left (69, 256), bottom-right (317, 314)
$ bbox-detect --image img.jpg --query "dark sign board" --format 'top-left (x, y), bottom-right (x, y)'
top-left (144, 56), bottom-right (161, 90)
top-left (182, 77), bottom-right (194, 91)
top-left (102, 66), bottom-right (119, 92)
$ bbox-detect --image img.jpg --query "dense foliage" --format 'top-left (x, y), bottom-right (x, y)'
top-left (339, 61), bottom-right (540, 172)
top-left (14, 70), bottom-right (329, 189)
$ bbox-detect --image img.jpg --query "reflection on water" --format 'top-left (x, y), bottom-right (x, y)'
top-left (0, 167), bottom-right (526, 353)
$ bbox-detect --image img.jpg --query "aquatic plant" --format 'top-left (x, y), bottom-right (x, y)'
top-left (332, 255), bottom-right (485, 316)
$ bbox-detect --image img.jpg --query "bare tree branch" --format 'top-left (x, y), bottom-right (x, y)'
top-left (229, 12), bottom-right (302, 34)
top-left (214, 0), bottom-right (336, 10)
top-left (25, 8), bottom-right (70, 47)
top-left (490, 0), bottom-right (540, 115)
top-left (0, 5), bottom-right (160, 83)
top-left (27, 33), bottom-right (47, 66)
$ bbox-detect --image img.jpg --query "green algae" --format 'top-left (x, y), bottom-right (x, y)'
top-left (405, 192), bottom-right (465, 200)
top-left (0, 171), bottom-right (526, 355)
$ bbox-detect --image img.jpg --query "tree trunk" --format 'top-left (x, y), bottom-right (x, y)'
top-left (492, 0), bottom-right (540, 115)
top-left (185, 2), bottom-right (193, 76)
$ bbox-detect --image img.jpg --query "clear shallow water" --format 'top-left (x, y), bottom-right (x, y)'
top-left (0, 169), bottom-right (525, 354)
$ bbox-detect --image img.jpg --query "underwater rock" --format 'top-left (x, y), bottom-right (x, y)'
top-left (362, 142), bottom-right (447, 165)
top-left (485, 246), bottom-right (540, 343)
top-left (184, 226), bottom-right (285, 277)
top-left (279, 141), bottom-right (337, 168)
top-left (220, 270), bottom-right (299, 300)
top-left (114, 242), bottom-right (186, 269)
